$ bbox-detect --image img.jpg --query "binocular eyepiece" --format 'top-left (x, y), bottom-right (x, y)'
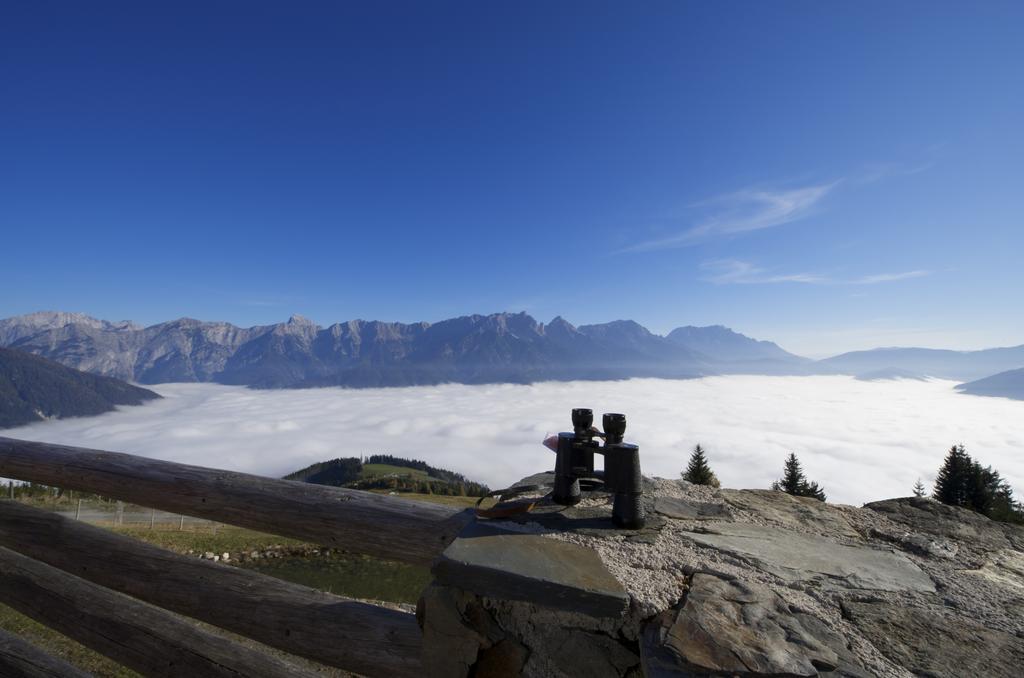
top-left (552, 408), bottom-right (645, 529)
top-left (603, 413), bottom-right (626, 444)
top-left (571, 408), bottom-right (593, 433)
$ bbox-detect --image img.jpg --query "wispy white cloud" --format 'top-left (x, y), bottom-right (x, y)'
top-left (3, 378), bottom-right (1021, 506)
top-left (700, 260), bottom-right (827, 285)
top-left (852, 270), bottom-right (930, 285)
top-left (701, 259), bottom-right (931, 287)
top-left (624, 182), bottom-right (838, 252)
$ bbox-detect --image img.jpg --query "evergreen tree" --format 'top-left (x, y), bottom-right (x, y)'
top-left (912, 478), bottom-right (926, 497)
top-left (989, 483), bottom-right (1024, 525)
top-left (932, 444), bottom-right (1024, 524)
top-left (774, 453), bottom-right (805, 494)
top-left (801, 480), bottom-right (827, 502)
top-left (771, 453), bottom-right (826, 502)
top-left (967, 462), bottom-right (1000, 516)
top-left (933, 444), bottom-right (973, 507)
top-left (682, 444), bottom-right (720, 487)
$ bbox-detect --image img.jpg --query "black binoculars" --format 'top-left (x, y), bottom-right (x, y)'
top-left (552, 408), bottom-right (645, 529)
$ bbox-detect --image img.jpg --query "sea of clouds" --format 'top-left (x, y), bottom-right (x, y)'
top-left (4, 376), bottom-right (1022, 506)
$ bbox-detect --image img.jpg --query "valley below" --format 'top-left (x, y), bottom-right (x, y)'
top-left (4, 375), bottom-right (1022, 506)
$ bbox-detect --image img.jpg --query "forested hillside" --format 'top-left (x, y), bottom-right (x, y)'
top-left (0, 347), bottom-right (160, 428)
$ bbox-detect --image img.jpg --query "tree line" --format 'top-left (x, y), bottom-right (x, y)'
top-left (680, 443), bottom-right (1023, 524)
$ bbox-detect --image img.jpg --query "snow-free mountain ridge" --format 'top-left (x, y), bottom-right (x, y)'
top-left (956, 368), bottom-right (1024, 401)
top-left (0, 312), bottom-right (805, 389)
top-left (819, 345), bottom-right (1024, 382)
top-left (2, 311), bottom-right (1023, 390)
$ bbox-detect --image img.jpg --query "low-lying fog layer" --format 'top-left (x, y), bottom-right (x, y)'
top-left (5, 376), bottom-right (1022, 506)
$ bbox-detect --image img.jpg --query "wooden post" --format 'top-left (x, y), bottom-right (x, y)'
top-left (6, 482), bottom-right (11, 499)
top-left (149, 508), bottom-right (156, 529)
top-left (0, 436), bottom-right (472, 566)
top-left (178, 514), bottom-right (184, 531)
top-left (0, 547), bottom-right (319, 678)
top-left (75, 498), bottom-right (82, 521)
top-left (0, 501), bottom-right (424, 676)
top-left (0, 627), bottom-right (92, 678)
top-left (115, 501), bottom-right (124, 526)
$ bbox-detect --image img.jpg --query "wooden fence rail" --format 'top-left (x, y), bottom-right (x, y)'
top-left (0, 436), bottom-right (473, 566)
top-left (0, 546), bottom-right (319, 678)
top-left (0, 627), bottom-right (92, 678)
top-left (0, 500), bottom-right (423, 677)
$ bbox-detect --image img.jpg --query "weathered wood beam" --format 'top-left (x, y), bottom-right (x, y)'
top-left (0, 500), bottom-right (423, 677)
top-left (0, 627), bottom-right (92, 678)
top-left (0, 546), bottom-right (319, 678)
top-left (0, 436), bottom-right (473, 566)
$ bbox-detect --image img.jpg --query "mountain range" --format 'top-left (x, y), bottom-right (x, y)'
top-left (1, 311), bottom-right (1022, 394)
top-left (817, 345), bottom-right (1024, 383)
top-left (0, 347), bottom-right (160, 428)
top-left (0, 311), bottom-right (808, 389)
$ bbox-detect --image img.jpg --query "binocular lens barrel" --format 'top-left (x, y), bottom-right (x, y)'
top-left (571, 408), bottom-right (593, 432)
top-left (603, 413), bottom-right (626, 443)
top-left (555, 408), bottom-right (644, 529)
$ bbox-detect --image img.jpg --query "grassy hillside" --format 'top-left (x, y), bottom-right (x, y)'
top-left (285, 455), bottom-right (489, 496)
top-left (361, 463), bottom-right (432, 479)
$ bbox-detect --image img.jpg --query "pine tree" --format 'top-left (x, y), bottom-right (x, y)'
top-left (967, 462), bottom-right (1000, 516)
top-left (682, 444), bottom-right (720, 487)
top-left (772, 453), bottom-right (826, 502)
top-left (801, 480), bottom-right (827, 502)
top-left (776, 453), bottom-right (805, 494)
top-left (932, 444), bottom-right (972, 507)
top-left (932, 444), bottom-right (1024, 524)
top-left (989, 481), bottom-right (1024, 524)
top-left (912, 478), bottom-right (926, 497)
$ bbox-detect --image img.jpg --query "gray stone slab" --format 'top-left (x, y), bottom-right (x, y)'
top-left (432, 521), bottom-right (629, 618)
top-left (682, 522), bottom-right (935, 592)
top-left (842, 600), bottom-right (1024, 678)
top-left (653, 497), bottom-right (733, 521)
top-left (865, 496), bottom-right (1012, 553)
top-left (718, 488), bottom-right (860, 538)
top-left (511, 471), bottom-right (555, 489)
top-left (641, 573), bottom-right (862, 677)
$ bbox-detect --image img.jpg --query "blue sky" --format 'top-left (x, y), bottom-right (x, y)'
top-left (2, 1), bottom-right (1021, 357)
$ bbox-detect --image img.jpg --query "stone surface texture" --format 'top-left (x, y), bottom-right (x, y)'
top-left (432, 521), bottom-right (628, 617)
top-left (682, 522), bottom-right (935, 593)
top-left (418, 476), bottom-right (1024, 678)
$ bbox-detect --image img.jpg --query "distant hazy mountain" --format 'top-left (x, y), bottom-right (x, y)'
top-left (7, 311), bottom-right (1024, 390)
top-left (0, 347), bottom-right (160, 428)
top-left (955, 368), bottom-right (1024, 400)
top-left (853, 367), bottom-right (928, 382)
top-left (666, 325), bottom-right (810, 374)
top-left (0, 311), bottom-right (812, 389)
top-left (818, 345), bottom-right (1024, 382)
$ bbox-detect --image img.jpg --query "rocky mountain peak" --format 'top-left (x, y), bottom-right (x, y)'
top-left (543, 316), bottom-right (578, 339)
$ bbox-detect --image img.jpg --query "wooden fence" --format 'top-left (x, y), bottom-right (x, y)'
top-left (0, 436), bottom-right (475, 677)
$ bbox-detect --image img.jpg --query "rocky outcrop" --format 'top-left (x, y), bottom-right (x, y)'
top-left (417, 477), bottom-right (1024, 677)
top-left (643, 574), bottom-right (869, 677)
top-left (682, 522), bottom-right (935, 593)
top-left (840, 601), bottom-right (1024, 678)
